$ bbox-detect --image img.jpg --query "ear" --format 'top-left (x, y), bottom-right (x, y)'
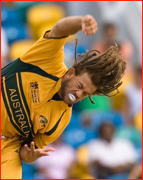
top-left (66, 68), bottom-right (75, 79)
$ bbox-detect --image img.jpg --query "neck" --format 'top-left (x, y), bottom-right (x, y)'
top-left (57, 74), bottom-right (66, 99)
top-left (57, 90), bottom-right (62, 99)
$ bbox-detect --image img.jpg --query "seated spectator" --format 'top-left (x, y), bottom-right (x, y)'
top-left (34, 135), bottom-right (77, 179)
top-left (87, 121), bottom-right (141, 179)
top-left (92, 22), bottom-right (134, 111)
top-left (122, 66), bottom-right (142, 125)
top-left (92, 22), bottom-right (133, 66)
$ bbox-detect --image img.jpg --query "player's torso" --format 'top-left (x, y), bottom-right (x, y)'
top-left (33, 98), bottom-right (72, 139)
top-left (1, 59), bottom-right (71, 141)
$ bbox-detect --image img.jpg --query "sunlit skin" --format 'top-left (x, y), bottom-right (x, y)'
top-left (58, 68), bottom-right (97, 105)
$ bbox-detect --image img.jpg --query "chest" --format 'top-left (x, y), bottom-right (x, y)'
top-left (32, 99), bottom-right (72, 134)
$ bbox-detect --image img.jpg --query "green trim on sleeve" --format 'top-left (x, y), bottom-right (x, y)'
top-left (43, 30), bottom-right (68, 39)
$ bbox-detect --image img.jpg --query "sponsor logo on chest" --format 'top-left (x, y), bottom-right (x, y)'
top-left (30, 82), bottom-right (40, 103)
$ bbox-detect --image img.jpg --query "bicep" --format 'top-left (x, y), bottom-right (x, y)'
top-left (20, 31), bottom-right (67, 64)
top-left (48, 21), bottom-right (67, 38)
top-left (48, 26), bottom-right (61, 38)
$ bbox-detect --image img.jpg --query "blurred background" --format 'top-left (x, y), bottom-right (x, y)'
top-left (1, 1), bottom-right (142, 179)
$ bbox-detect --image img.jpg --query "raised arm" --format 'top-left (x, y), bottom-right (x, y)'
top-left (48, 15), bottom-right (98, 38)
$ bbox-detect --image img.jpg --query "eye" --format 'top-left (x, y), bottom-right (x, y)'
top-left (84, 92), bottom-right (88, 96)
top-left (78, 84), bottom-right (82, 89)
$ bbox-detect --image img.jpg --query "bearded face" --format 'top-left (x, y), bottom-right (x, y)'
top-left (58, 69), bottom-right (97, 105)
top-left (60, 78), bottom-right (78, 105)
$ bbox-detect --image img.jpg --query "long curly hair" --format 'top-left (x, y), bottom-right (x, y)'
top-left (73, 39), bottom-right (127, 104)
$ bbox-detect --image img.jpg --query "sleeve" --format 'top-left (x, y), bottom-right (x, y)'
top-left (32, 106), bottom-right (72, 149)
top-left (32, 132), bottom-right (57, 149)
top-left (20, 30), bottom-right (68, 77)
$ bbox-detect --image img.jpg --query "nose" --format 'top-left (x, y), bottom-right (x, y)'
top-left (76, 90), bottom-right (85, 100)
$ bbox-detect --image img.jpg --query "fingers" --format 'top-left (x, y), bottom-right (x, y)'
top-left (30, 141), bottom-right (35, 151)
top-left (83, 14), bottom-right (94, 25)
top-left (41, 147), bottom-right (55, 153)
top-left (40, 152), bottom-right (50, 156)
top-left (24, 141), bottom-right (35, 152)
top-left (45, 147), bottom-right (55, 152)
top-left (82, 14), bottom-right (98, 35)
top-left (37, 147), bottom-right (55, 157)
top-left (24, 144), bottom-right (30, 152)
top-left (83, 25), bottom-right (98, 35)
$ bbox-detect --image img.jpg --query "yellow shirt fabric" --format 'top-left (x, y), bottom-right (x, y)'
top-left (1, 31), bottom-right (72, 148)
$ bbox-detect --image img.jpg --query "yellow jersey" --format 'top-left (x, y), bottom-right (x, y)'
top-left (1, 31), bottom-right (72, 148)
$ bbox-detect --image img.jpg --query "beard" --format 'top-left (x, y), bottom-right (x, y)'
top-left (60, 78), bottom-right (77, 105)
top-left (60, 78), bottom-right (70, 102)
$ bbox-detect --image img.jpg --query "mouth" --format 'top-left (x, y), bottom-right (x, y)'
top-left (68, 93), bottom-right (76, 102)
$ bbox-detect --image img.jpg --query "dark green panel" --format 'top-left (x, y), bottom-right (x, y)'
top-left (1, 58), bottom-right (59, 81)
top-left (18, 73), bottom-right (32, 125)
top-left (51, 92), bottom-right (62, 101)
top-left (1, 77), bottom-right (25, 136)
top-left (45, 109), bottom-right (67, 136)
top-left (5, 74), bottom-right (31, 135)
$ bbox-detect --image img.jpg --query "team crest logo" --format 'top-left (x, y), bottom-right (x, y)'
top-left (39, 115), bottom-right (48, 127)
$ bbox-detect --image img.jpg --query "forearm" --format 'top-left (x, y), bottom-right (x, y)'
top-left (49, 16), bottom-right (82, 37)
top-left (111, 163), bottom-right (134, 173)
top-left (128, 164), bottom-right (142, 179)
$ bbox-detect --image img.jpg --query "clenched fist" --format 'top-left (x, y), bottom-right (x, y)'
top-left (82, 14), bottom-right (98, 35)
